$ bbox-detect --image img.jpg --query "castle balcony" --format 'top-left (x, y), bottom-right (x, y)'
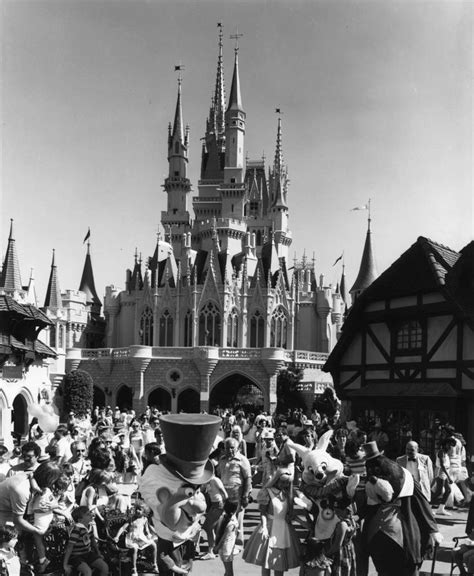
top-left (67, 346), bottom-right (328, 369)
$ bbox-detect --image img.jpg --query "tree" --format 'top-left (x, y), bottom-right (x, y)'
top-left (63, 370), bottom-right (93, 419)
top-left (276, 367), bottom-right (305, 413)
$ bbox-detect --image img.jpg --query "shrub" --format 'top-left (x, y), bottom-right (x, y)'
top-left (63, 370), bottom-right (93, 419)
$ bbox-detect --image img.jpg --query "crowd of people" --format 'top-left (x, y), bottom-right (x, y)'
top-left (0, 401), bottom-right (471, 576)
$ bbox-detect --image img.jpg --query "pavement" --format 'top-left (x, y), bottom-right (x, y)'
top-left (191, 490), bottom-right (470, 576)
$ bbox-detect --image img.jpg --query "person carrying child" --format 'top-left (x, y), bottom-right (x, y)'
top-left (63, 506), bottom-right (109, 576)
top-left (213, 500), bottom-right (239, 576)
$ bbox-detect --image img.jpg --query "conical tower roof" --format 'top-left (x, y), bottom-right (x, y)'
top-left (214, 25), bottom-right (226, 135)
top-left (1, 219), bottom-right (22, 292)
top-left (350, 219), bottom-right (378, 296)
top-left (44, 250), bottom-right (62, 309)
top-left (172, 78), bottom-right (184, 144)
top-left (79, 242), bottom-right (102, 305)
top-left (227, 50), bottom-right (243, 113)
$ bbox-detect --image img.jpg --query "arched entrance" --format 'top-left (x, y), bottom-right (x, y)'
top-left (93, 386), bottom-right (106, 408)
top-left (177, 389), bottom-right (200, 413)
top-left (116, 385), bottom-right (133, 411)
top-left (210, 374), bottom-right (264, 413)
top-left (148, 388), bottom-right (171, 412)
top-left (12, 394), bottom-right (28, 438)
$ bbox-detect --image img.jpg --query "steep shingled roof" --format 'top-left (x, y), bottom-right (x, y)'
top-left (1, 220), bottom-right (22, 292)
top-left (325, 236), bottom-right (462, 371)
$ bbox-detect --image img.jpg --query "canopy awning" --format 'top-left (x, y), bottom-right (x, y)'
top-left (346, 381), bottom-right (458, 398)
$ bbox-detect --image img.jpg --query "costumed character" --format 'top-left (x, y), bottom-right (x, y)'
top-left (139, 414), bottom-right (221, 576)
top-left (287, 431), bottom-right (359, 507)
top-left (361, 441), bottom-right (443, 576)
top-left (288, 431), bottom-right (358, 576)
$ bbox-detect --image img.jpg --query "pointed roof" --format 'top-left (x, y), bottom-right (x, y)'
top-left (44, 250), bottom-right (62, 309)
top-left (350, 218), bottom-right (378, 295)
top-left (214, 25), bottom-right (226, 135)
top-left (227, 50), bottom-right (244, 113)
top-left (1, 219), bottom-right (22, 292)
top-left (172, 78), bottom-right (184, 144)
top-left (79, 242), bottom-right (102, 306)
top-left (339, 264), bottom-right (348, 305)
top-left (325, 236), bottom-right (463, 371)
top-left (274, 117), bottom-right (283, 175)
top-left (271, 118), bottom-right (288, 209)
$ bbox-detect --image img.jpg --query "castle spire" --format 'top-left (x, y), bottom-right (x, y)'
top-left (214, 23), bottom-right (226, 136)
top-left (79, 240), bottom-right (102, 310)
top-left (350, 212), bottom-right (378, 302)
top-left (227, 38), bottom-right (243, 114)
top-left (274, 116), bottom-right (283, 176)
top-left (172, 71), bottom-right (184, 144)
top-left (44, 249), bottom-right (62, 309)
top-left (1, 219), bottom-right (22, 292)
top-left (271, 115), bottom-right (287, 209)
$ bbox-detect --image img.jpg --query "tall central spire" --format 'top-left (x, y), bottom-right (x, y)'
top-left (172, 75), bottom-right (184, 144)
top-left (214, 24), bottom-right (226, 136)
top-left (274, 117), bottom-right (284, 176)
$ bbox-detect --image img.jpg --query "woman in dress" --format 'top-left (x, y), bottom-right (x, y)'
top-left (243, 468), bottom-right (300, 576)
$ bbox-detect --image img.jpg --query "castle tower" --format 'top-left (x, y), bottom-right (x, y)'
top-left (162, 73), bottom-right (192, 259)
top-left (0, 219), bottom-right (24, 299)
top-left (44, 250), bottom-right (62, 310)
top-left (79, 241), bottom-right (102, 316)
top-left (350, 213), bottom-right (378, 303)
top-left (269, 116), bottom-right (292, 260)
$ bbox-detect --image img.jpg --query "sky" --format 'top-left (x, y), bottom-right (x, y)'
top-left (1, 0), bottom-right (472, 303)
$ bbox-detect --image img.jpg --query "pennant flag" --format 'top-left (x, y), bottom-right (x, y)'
top-left (275, 107), bottom-right (282, 114)
top-left (333, 254), bottom-right (343, 266)
top-left (351, 204), bottom-right (368, 211)
top-left (217, 22), bottom-right (222, 27)
top-left (83, 228), bottom-right (90, 244)
top-left (174, 65), bottom-right (184, 71)
top-left (157, 240), bottom-right (173, 262)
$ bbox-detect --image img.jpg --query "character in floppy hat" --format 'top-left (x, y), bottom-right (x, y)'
top-left (139, 414), bottom-right (221, 576)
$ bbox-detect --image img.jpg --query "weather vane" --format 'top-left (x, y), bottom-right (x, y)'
top-left (174, 63), bottom-right (184, 85)
top-left (230, 30), bottom-right (243, 53)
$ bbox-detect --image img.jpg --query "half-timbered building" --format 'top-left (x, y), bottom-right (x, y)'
top-left (324, 236), bottom-right (474, 455)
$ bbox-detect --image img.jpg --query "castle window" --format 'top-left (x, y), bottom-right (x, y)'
top-left (58, 325), bottom-right (64, 349)
top-left (395, 320), bottom-right (423, 352)
top-left (227, 309), bottom-right (239, 348)
top-left (49, 326), bottom-right (56, 348)
top-left (256, 230), bottom-right (262, 246)
top-left (199, 302), bottom-right (221, 347)
top-left (140, 307), bottom-right (154, 346)
top-left (184, 309), bottom-right (193, 347)
top-left (250, 310), bottom-right (265, 348)
top-left (270, 306), bottom-right (288, 349)
top-left (159, 310), bottom-right (174, 347)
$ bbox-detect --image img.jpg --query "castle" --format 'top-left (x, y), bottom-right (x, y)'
top-left (0, 29), bottom-right (378, 439)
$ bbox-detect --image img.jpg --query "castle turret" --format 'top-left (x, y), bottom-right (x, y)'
top-left (162, 73), bottom-right (192, 259)
top-left (44, 250), bottom-right (62, 310)
top-left (224, 45), bottom-right (245, 184)
top-left (1, 219), bottom-right (23, 298)
top-left (269, 117), bottom-right (292, 260)
top-left (79, 241), bottom-right (102, 316)
top-left (350, 215), bottom-right (378, 304)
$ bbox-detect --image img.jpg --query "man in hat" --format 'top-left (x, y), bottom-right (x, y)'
top-left (362, 441), bottom-right (442, 576)
top-left (139, 414), bottom-right (221, 576)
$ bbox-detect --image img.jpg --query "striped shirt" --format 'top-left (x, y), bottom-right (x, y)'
top-left (68, 523), bottom-right (92, 557)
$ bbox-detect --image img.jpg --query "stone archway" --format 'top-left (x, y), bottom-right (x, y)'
top-left (177, 389), bottom-right (200, 414)
top-left (93, 386), bottom-right (106, 408)
top-left (116, 385), bottom-right (134, 411)
top-left (210, 373), bottom-right (265, 413)
top-left (12, 394), bottom-right (28, 438)
top-left (148, 388), bottom-right (171, 412)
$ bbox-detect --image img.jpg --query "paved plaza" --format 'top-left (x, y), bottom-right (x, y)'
top-left (191, 490), bottom-right (470, 576)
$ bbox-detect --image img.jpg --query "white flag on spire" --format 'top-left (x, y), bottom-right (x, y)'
top-left (157, 241), bottom-right (173, 262)
top-left (351, 204), bottom-right (368, 211)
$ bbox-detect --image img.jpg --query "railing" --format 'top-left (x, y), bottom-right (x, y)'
top-left (76, 346), bottom-right (328, 364)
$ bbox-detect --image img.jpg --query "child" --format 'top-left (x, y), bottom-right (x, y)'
top-left (114, 503), bottom-right (159, 576)
top-left (201, 475), bottom-right (228, 559)
top-left (63, 506), bottom-right (109, 576)
top-left (0, 525), bottom-right (19, 576)
top-left (213, 500), bottom-right (239, 576)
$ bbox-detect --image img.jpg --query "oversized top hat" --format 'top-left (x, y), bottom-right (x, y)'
top-left (362, 441), bottom-right (382, 460)
top-left (159, 413), bottom-right (221, 485)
